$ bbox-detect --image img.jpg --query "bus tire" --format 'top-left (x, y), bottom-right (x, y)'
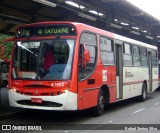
top-left (138, 82), bottom-right (147, 102)
top-left (92, 89), bottom-right (105, 116)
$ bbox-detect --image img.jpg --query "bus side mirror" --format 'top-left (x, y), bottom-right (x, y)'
top-left (1, 37), bottom-right (14, 63)
top-left (82, 44), bottom-right (90, 68)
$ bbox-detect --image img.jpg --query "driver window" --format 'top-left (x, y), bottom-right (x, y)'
top-left (78, 32), bottom-right (97, 80)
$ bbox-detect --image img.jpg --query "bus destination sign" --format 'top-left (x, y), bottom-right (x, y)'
top-left (16, 25), bottom-right (76, 38)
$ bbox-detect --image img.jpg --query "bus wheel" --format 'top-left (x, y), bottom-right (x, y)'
top-left (92, 89), bottom-right (105, 116)
top-left (138, 83), bottom-right (147, 102)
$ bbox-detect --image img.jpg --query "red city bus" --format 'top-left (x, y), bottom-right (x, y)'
top-left (1, 22), bottom-right (158, 115)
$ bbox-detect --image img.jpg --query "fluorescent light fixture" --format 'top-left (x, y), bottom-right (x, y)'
top-left (132, 26), bottom-right (139, 30)
top-left (99, 13), bottom-right (104, 16)
top-left (145, 35), bottom-right (153, 40)
top-left (78, 13), bottom-right (96, 21)
top-left (120, 22), bottom-right (129, 26)
top-left (32, 0), bottom-right (56, 7)
top-left (80, 5), bottom-right (85, 9)
top-left (89, 10), bottom-right (104, 16)
top-left (157, 35), bottom-right (160, 38)
top-left (65, 1), bottom-right (85, 9)
top-left (89, 10), bottom-right (98, 15)
top-left (65, 1), bottom-right (79, 8)
top-left (130, 30), bottom-right (140, 35)
top-left (110, 23), bottom-right (122, 29)
top-left (142, 30), bottom-right (147, 33)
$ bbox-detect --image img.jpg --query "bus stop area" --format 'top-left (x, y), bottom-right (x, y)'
top-left (0, 0), bottom-right (160, 130)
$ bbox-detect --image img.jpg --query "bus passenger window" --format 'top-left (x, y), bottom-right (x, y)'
top-left (100, 37), bottom-right (114, 65)
top-left (152, 50), bottom-right (158, 67)
top-left (133, 45), bottom-right (141, 66)
top-left (123, 43), bottom-right (132, 66)
top-left (140, 47), bottom-right (147, 67)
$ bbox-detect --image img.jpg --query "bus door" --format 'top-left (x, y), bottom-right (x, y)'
top-left (115, 40), bottom-right (123, 99)
top-left (77, 42), bottom-right (97, 110)
top-left (148, 51), bottom-right (152, 91)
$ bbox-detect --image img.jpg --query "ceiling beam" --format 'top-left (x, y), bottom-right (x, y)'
top-left (0, 2), bottom-right (56, 21)
top-left (0, 23), bottom-right (14, 33)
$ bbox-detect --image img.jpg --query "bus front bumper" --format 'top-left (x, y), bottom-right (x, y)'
top-left (8, 90), bottom-right (77, 110)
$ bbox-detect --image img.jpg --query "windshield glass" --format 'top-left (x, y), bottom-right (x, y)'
top-left (12, 39), bottom-right (75, 80)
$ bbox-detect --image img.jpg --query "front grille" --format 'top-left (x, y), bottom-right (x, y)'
top-left (16, 91), bottom-right (62, 96)
top-left (17, 100), bottom-right (62, 107)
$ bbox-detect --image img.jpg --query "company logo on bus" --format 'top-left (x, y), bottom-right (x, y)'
top-left (125, 70), bottom-right (134, 78)
top-left (35, 90), bottom-right (38, 95)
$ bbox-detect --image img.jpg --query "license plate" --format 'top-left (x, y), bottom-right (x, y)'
top-left (31, 98), bottom-right (42, 103)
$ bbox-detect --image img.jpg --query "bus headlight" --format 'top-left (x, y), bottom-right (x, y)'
top-left (64, 89), bottom-right (69, 93)
top-left (12, 87), bottom-right (17, 92)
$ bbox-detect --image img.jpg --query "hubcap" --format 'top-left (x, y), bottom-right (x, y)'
top-left (143, 89), bottom-right (146, 99)
top-left (99, 95), bottom-right (104, 109)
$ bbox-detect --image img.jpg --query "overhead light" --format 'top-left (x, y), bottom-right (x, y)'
top-left (130, 30), bottom-right (140, 35)
top-left (114, 19), bottom-right (118, 22)
top-left (80, 5), bottom-right (85, 9)
top-left (145, 35), bottom-right (153, 40)
top-left (89, 10), bottom-right (104, 16)
top-left (89, 10), bottom-right (98, 15)
top-left (120, 22), bottom-right (129, 26)
top-left (99, 13), bottom-right (104, 16)
top-left (110, 23), bottom-right (122, 29)
top-left (65, 1), bottom-right (79, 8)
top-left (142, 30), bottom-right (147, 33)
top-left (157, 35), bottom-right (160, 38)
top-left (132, 27), bottom-right (139, 30)
top-left (32, 0), bottom-right (56, 7)
top-left (78, 13), bottom-right (96, 21)
top-left (65, 1), bottom-right (85, 9)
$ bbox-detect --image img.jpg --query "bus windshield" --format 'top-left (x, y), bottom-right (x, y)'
top-left (12, 39), bottom-right (75, 80)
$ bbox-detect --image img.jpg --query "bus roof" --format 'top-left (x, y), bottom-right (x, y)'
top-left (114, 34), bottom-right (157, 50)
top-left (74, 22), bottom-right (157, 50)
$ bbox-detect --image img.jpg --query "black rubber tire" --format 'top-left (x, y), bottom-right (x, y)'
top-left (138, 83), bottom-right (147, 102)
top-left (92, 89), bottom-right (105, 116)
